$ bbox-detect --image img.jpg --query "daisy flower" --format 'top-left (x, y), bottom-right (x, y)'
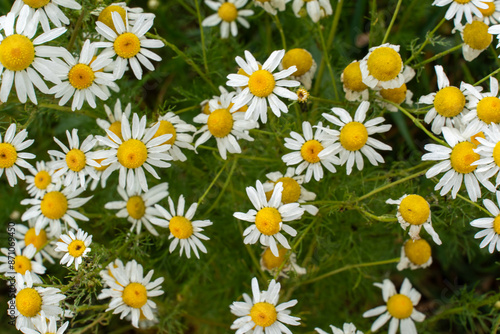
top-left (397, 238), bottom-right (433, 271)
top-left (280, 48), bottom-right (317, 90)
top-left (0, 12), bottom-right (66, 104)
top-left (96, 12), bottom-right (164, 80)
top-left (202, 0), bottom-right (254, 39)
top-left (432, 0), bottom-right (491, 26)
top-left (48, 128), bottom-right (101, 191)
top-left (233, 180), bottom-right (305, 256)
top-left (259, 245), bottom-right (306, 278)
top-left (341, 60), bottom-right (369, 102)
top-left (151, 112), bottom-right (196, 162)
top-left (152, 195), bottom-right (212, 259)
top-left (473, 123), bottom-right (500, 187)
top-left (316, 101), bottom-right (392, 175)
top-left (96, 113), bottom-right (173, 193)
top-left (226, 50), bottom-right (300, 123)
top-left (104, 183), bottom-right (169, 236)
top-left (363, 278), bottom-right (425, 334)
top-left (478, 1), bottom-right (500, 25)
top-left (455, 20), bottom-right (493, 61)
top-left (25, 161), bottom-right (59, 199)
top-left (376, 66), bottom-right (415, 112)
top-left (386, 194), bottom-right (442, 245)
top-left (97, 99), bottom-right (132, 142)
top-left (97, 260), bottom-right (164, 328)
top-left (193, 90), bottom-right (257, 160)
top-left (55, 229), bottom-right (92, 270)
top-left (0, 123), bottom-right (35, 187)
top-left (230, 277), bottom-right (300, 334)
top-left (315, 323), bottom-right (364, 334)
top-left (282, 121), bottom-right (339, 182)
top-left (11, 272), bottom-right (65, 330)
top-left (0, 244), bottom-right (45, 283)
top-left (14, 220), bottom-right (55, 264)
top-left (360, 43), bottom-right (406, 89)
top-left (419, 65), bottom-right (469, 135)
top-left (253, 0), bottom-right (288, 15)
top-left (470, 191), bottom-right (500, 252)
top-left (93, 2), bottom-right (153, 32)
top-left (21, 313), bottom-right (69, 334)
top-left (462, 76), bottom-right (500, 132)
top-left (292, 0), bottom-right (332, 23)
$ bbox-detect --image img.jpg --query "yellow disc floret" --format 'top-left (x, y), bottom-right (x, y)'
top-left (23, 0), bottom-right (50, 8)
top-left (34, 171), bottom-right (51, 190)
top-left (114, 33), bottom-right (141, 59)
top-left (152, 120), bottom-right (176, 145)
top-left (117, 139), bottom-right (148, 169)
top-left (282, 49), bottom-right (313, 77)
top-left (0, 35), bottom-right (35, 72)
top-left (207, 108), bottom-right (234, 138)
top-left (255, 207), bottom-right (281, 236)
top-left (387, 294), bottom-right (413, 319)
top-left (470, 132), bottom-right (485, 146)
top-left (108, 121), bottom-right (123, 141)
top-left (399, 195), bottom-right (430, 225)
top-left (0, 143), bottom-right (17, 168)
top-left (68, 64), bottom-right (95, 90)
top-left (218, 2), bottom-right (238, 22)
top-left (65, 149), bottom-right (86, 172)
top-left (454, 0), bottom-right (472, 3)
top-left (433, 86), bottom-right (465, 118)
top-left (493, 215), bottom-right (500, 234)
top-left (477, 96), bottom-right (500, 124)
top-left (262, 246), bottom-right (287, 270)
top-left (250, 302), bottom-right (278, 328)
top-left (381, 84), bottom-right (407, 104)
top-left (25, 228), bottom-right (47, 251)
top-left (126, 196), bottom-right (146, 220)
top-left (450, 141), bottom-right (479, 174)
top-left (16, 288), bottom-right (42, 318)
top-left (479, 1), bottom-right (496, 16)
top-left (122, 282), bottom-right (148, 309)
top-left (300, 140), bottom-right (323, 163)
top-left (493, 142), bottom-right (500, 167)
top-left (98, 5), bottom-right (127, 32)
top-left (169, 216), bottom-right (194, 239)
top-left (41, 191), bottom-right (68, 220)
top-left (14, 255), bottom-right (32, 275)
top-left (366, 47), bottom-right (402, 82)
top-left (94, 158), bottom-right (108, 172)
top-left (297, 88), bottom-right (309, 103)
top-left (275, 177), bottom-right (301, 204)
top-left (340, 122), bottom-right (368, 151)
top-left (404, 239), bottom-right (432, 265)
top-left (68, 240), bottom-right (86, 258)
top-left (248, 70), bottom-right (276, 97)
top-left (463, 21), bottom-right (491, 50)
top-left (343, 61), bottom-right (369, 92)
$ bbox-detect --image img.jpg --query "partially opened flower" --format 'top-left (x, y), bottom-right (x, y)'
top-left (470, 191), bottom-right (500, 252)
top-left (280, 48), bottom-right (317, 89)
top-left (360, 43), bottom-right (405, 89)
top-left (202, 0), bottom-right (254, 39)
top-left (94, 2), bottom-right (152, 32)
top-left (55, 229), bottom-right (92, 270)
top-left (0, 123), bottom-right (35, 187)
top-left (292, 0), bottom-right (332, 23)
top-left (397, 238), bottom-right (433, 270)
top-left (455, 20), bottom-right (492, 61)
top-left (376, 66), bottom-right (415, 112)
top-left (14, 220), bottom-right (55, 264)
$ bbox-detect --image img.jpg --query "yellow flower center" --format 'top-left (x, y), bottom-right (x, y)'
top-left (122, 282), bottom-right (148, 309)
top-left (366, 47), bottom-right (402, 82)
top-left (343, 61), bottom-right (369, 92)
top-left (450, 141), bottom-right (479, 174)
top-left (34, 170), bottom-right (51, 190)
top-left (108, 121), bottom-right (123, 142)
top-left (282, 48), bottom-right (313, 77)
top-left (218, 2), bottom-right (238, 22)
top-left (477, 96), bottom-right (500, 124)
top-left (68, 64), bottom-right (95, 90)
top-left (67, 240), bottom-right (86, 259)
top-left (14, 255), bottom-right (32, 275)
top-left (470, 131), bottom-right (485, 146)
top-left (404, 239), bottom-right (432, 265)
top-left (207, 108), bottom-right (234, 138)
top-left (16, 288), bottom-right (42, 318)
top-left (98, 5), bottom-right (127, 32)
top-left (399, 195), bottom-right (430, 225)
top-left (169, 216), bottom-right (194, 239)
top-left (0, 34), bottom-right (35, 72)
top-left (25, 228), bottom-right (47, 251)
top-left (0, 143), bottom-right (17, 168)
top-left (494, 215), bottom-right (500, 234)
top-left (433, 86), bottom-right (465, 118)
top-left (463, 21), bottom-right (491, 50)
top-left (340, 122), bottom-right (368, 151)
top-left (202, 102), bottom-right (211, 115)
top-left (94, 158), bottom-right (108, 172)
top-left (41, 191), bottom-right (68, 220)
top-left (152, 120), bottom-right (177, 145)
top-left (492, 142), bottom-right (500, 167)
top-left (114, 33), bottom-right (141, 59)
top-left (261, 246), bottom-right (287, 270)
top-left (65, 149), bottom-right (86, 172)
top-left (117, 139), bottom-right (148, 169)
top-left (229, 102), bottom-right (248, 113)
top-left (23, 0), bottom-right (50, 8)
top-left (250, 302), bottom-right (278, 328)
top-left (126, 196), bottom-right (146, 220)
top-left (248, 70), bottom-right (276, 98)
top-left (255, 207), bottom-right (281, 236)
top-left (454, 0), bottom-right (472, 3)
top-left (479, 1), bottom-right (496, 16)
top-left (268, 177), bottom-right (301, 204)
top-left (300, 140), bottom-right (323, 163)
top-left (380, 84), bottom-right (407, 105)
top-left (387, 294), bottom-right (413, 319)
top-left (297, 88), bottom-right (309, 103)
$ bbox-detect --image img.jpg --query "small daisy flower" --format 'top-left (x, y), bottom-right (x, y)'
top-left (341, 61), bottom-right (369, 102)
top-left (96, 99), bottom-right (132, 142)
top-left (432, 0), bottom-right (491, 26)
top-left (230, 277), bottom-right (300, 333)
top-left (97, 260), bottom-right (164, 328)
top-left (282, 121), bottom-right (340, 182)
top-left (376, 66), bottom-right (415, 112)
top-left (96, 12), bottom-right (164, 80)
top-left (94, 2), bottom-right (152, 33)
top-left (315, 323), bottom-right (364, 334)
top-left (462, 76), bottom-right (500, 132)
top-left (260, 245), bottom-right (306, 278)
top-left (478, 1), bottom-right (500, 24)
top-left (226, 50), bottom-right (300, 123)
top-left (21, 313), bottom-right (69, 334)
top-left (97, 113), bottom-right (173, 193)
top-left (473, 123), bottom-right (500, 187)
top-left (25, 161), bottom-right (59, 199)
top-left (202, 0), bottom-right (254, 39)
top-left (292, 0), bottom-right (332, 23)
top-left (104, 183), bottom-right (169, 236)
top-left (397, 238), bottom-right (433, 271)
top-left (386, 194), bottom-right (442, 245)
top-left (14, 220), bottom-right (55, 264)
top-left (317, 101), bottom-right (392, 175)
top-left (233, 180), bottom-right (305, 256)
top-left (419, 65), bottom-right (469, 135)
top-left (55, 229), bottom-right (92, 270)
top-left (152, 195), bottom-right (212, 259)
top-left (470, 191), bottom-right (500, 252)
top-left (253, 0), bottom-right (288, 15)
top-left (363, 278), bottom-right (425, 334)
top-left (360, 43), bottom-right (406, 90)
top-left (151, 112), bottom-right (196, 162)
top-left (0, 244), bottom-right (45, 283)
top-left (194, 90), bottom-right (257, 160)
top-left (280, 48), bottom-right (317, 90)
top-left (0, 12), bottom-right (66, 104)
top-left (455, 20), bottom-right (493, 61)
top-left (0, 123), bottom-right (35, 187)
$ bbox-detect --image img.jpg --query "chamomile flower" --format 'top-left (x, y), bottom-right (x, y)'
top-left (455, 20), bottom-right (493, 61)
top-left (226, 50), bottom-right (300, 123)
top-left (0, 123), bottom-right (35, 187)
top-left (292, 0), bottom-right (332, 23)
top-left (202, 0), bottom-right (254, 39)
top-left (93, 2), bottom-right (152, 32)
top-left (152, 195), bottom-right (212, 259)
top-left (432, 0), bottom-right (491, 26)
top-left (11, 272), bottom-right (66, 330)
top-left (360, 43), bottom-right (406, 89)
top-left (104, 183), bottom-right (169, 236)
top-left (363, 278), bottom-right (425, 333)
top-left (193, 90), bottom-right (257, 160)
top-left (341, 61), bottom-right (369, 102)
top-left (14, 220), bottom-right (55, 264)
top-left (48, 129), bottom-right (101, 191)
top-left (419, 65), bottom-right (469, 135)
top-left (96, 113), bottom-right (173, 193)
top-left (259, 245), bottom-right (306, 278)
top-left (315, 323), bottom-right (364, 334)
top-left (55, 229), bottom-right (92, 270)
top-left (280, 48), bottom-right (317, 90)
top-left (317, 101), bottom-right (392, 175)
top-left (386, 194), bottom-right (442, 245)
top-left (0, 244), bottom-right (45, 283)
top-left (96, 12), bottom-right (164, 80)
top-left (97, 260), bottom-right (164, 328)
top-left (97, 99), bottom-right (132, 143)
top-left (151, 112), bottom-right (196, 162)
top-left (473, 124), bottom-right (500, 186)
top-left (230, 277), bottom-right (301, 333)
top-left (397, 238), bottom-right (433, 270)
top-left (282, 121), bottom-right (340, 182)
top-left (25, 161), bottom-right (59, 199)
top-left (233, 180), bottom-right (305, 256)
top-left (462, 76), bottom-right (500, 132)
top-left (376, 66), bottom-right (415, 112)
top-left (21, 313), bottom-right (69, 334)
top-left (0, 12), bottom-right (65, 104)
top-left (470, 191), bottom-right (500, 252)
top-left (478, 1), bottom-right (500, 24)
top-left (253, 0), bottom-right (288, 15)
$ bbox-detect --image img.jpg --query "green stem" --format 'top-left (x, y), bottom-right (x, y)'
top-left (356, 206), bottom-right (398, 222)
top-left (309, 96), bottom-right (345, 105)
top-left (474, 67), bottom-right (500, 86)
top-left (272, 14), bottom-right (286, 50)
top-left (456, 193), bottom-right (491, 216)
top-left (405, 17), bottom-right (446, 65)
top-left (195, 0), bottom-right (209, 74)
top-left (67, 9), bottom-right (85, 52)
top-left (317, 23), bottom-right (339, 100)
top-left (382, 0), bottom-right (403, 44)
top-left (203, 158), bottom-right (238, 216)
top-left (175, 105), bottom-right (199, 115)
top-left (197, 160), bottom-right (228, 206)
top-left (413, 43), bottom-right (463, 68)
